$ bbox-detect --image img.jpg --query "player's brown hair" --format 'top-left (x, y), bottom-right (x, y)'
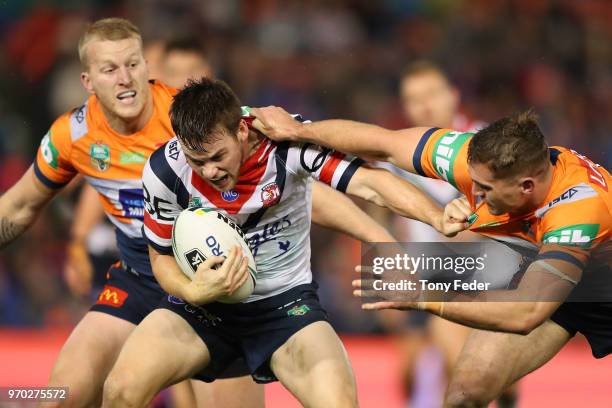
top-left (468, 110), bottom-right (549, 179)
top-left (400, 60), bottom-right (450, 84)
top-left (78, 18), bottom-right (143, 68)
top-left (170, 77), bottom-right (242, 151)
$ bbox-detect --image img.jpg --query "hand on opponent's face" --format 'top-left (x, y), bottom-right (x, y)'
top-left (250, 106), bottom-right (303, 142)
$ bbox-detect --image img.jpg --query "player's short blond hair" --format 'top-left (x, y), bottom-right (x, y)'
top-left (78, 18), bottom-right (143, 68)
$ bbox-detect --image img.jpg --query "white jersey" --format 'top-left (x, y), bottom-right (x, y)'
top-left (142, 136), bottom-right (363, 301)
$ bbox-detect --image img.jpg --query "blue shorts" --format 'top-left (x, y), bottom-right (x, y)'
top-left (158, 282), bottom-right (328, 383)
top-left (90, 262), bottom-right (165, 325)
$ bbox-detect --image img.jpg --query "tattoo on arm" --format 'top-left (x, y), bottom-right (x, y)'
top-left (0, 217), bottom-right (25, 248)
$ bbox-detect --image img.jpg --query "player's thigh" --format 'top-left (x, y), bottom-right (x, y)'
top-left (44, 311), bottom-right (134, 403)
top-left (429, 315), bottom-right (471, 370)
top-left (270, 321), bottom-right (357, 408)
top-left (446, 319), bottom-right (571, 404)
top-left (191, 377), bottom-right (264, 408)
top-left (104, 308), bottom-right (211, 404)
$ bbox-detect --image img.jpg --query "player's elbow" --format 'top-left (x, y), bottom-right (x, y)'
top-left (506, 304), bottom-right (548, 335)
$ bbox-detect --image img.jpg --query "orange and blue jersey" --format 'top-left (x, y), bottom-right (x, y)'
top-left (412, 128), bottom-right (611, 291)
top-left (34, 80), bottom-right (177, 276)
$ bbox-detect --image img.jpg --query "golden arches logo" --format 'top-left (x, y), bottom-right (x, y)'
top-left (96, 285), bottom-right (128, 307)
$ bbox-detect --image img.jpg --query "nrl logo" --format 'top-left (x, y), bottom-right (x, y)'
top-left (90, 142), bottom-right (111, 172)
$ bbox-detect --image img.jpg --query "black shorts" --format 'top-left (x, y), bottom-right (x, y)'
top-left (90, 262), bottom-right (165, 325)
top-left (159, 282), bottom-right (328, 383)
top-left (550, 302), bottom-right (612, 358)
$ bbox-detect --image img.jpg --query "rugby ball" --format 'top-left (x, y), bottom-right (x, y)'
top-left (171, 207), bottom-right (256, 303)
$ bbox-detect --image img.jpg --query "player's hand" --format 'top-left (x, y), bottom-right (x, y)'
top-left (352, 266), bottom-right (424, 311)
top-left (250, 106), bottom-right (303, 142)
top-left (436, 197), bottom-right (473, 237)
top-left (186, 246), bottom-right (249, 305)
top-left (352, 263), bottom-right (421, 305)
top-left (63, 240), bottom-right (93, 298)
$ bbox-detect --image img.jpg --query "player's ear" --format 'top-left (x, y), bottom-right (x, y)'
top-left (520, 177), bottom-right (535, 194)
top-left (80, 71), bottom-right (95, 94)
top-left (236, 119), bottom-right (249, 143)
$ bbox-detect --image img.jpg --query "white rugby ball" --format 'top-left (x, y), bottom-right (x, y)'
top-left (171, 207), bottom-right (256, 303)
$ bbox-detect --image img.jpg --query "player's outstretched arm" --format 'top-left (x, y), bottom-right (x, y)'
top-left (0, 166), bottom-right (57, 249)
top-left (356, 251), bottom-right (581, 334)
top-left (311, 182), bottom-right (395, 243)
top-left (251, 106), bottom-right (430, 172)
top-left (344, 166), bottom-right (469, 237)
top-left (148, 245), bottom-right (249, 305)
top-left (64, 183), bottom-right (105, 297)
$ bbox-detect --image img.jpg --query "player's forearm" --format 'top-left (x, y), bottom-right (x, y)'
top-left (298, 120), bottom-right (398, 162)
top-left (150, 251), bottom-right (194, 301)
top-left (311, 182), bottom-right (395, 242)
top-left (367, 170), bottom-right (445, 234)
top-left (0, 168), bottom-right (53, 248)
top-left (0, 190), bottom-right (32, 247)
top-left (422, 301), bottom-right (546, 334)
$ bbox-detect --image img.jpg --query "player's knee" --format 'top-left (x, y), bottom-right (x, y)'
top-left (445, 379), bottom-right (492, 408)
top-left (46, 374), bottom-right (92, 408)
top-left (103, 372), bottom-right (145, 408)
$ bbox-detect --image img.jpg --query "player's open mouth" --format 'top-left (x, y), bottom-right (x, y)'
top-left (211, 174), bottom-right (230, 187)
top-left (117, 90), bottom-right (137, 105)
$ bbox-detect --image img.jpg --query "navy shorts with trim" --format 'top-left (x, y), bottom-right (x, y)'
top-left (158, 282), bottom-right (328, 383)
top-left (90, 263), bottom-right (165, 325)
top-left (550, 302), bottom-right (612, 358)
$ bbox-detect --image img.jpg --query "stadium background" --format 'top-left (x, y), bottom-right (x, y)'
top-left (0, 0), bottom-right (610, 407)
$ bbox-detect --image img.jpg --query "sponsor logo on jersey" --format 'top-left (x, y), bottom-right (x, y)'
top-left (542, 223), bottom-right (600, 247)
top-left (248, 215), bottom-right (292, 257)
top-left (221, 189), bottom-right (239, 202)
top-left (96, 285), bottom-right (128, 307)
top-left (90, 142), bottom-right (111, 172)
top-left (40, 131), bottom-right (59, 169)
top-left (287, 304), bottom-right (310, 316)
top-left (168, 140), bottom-right (180, 160)
top-left (261, 182), bottom-right (280, 207)
top-left (432, 131), bottom-right (471, 189)
top-left (535, 183), bottom-right (598, 218)
top-left (119, 151), bottom-right (146, 164)
top-left (118, 188), bottom-right (145, 220)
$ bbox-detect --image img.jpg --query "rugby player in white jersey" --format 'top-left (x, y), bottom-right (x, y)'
top-left (101, 78), bottom-right (468, 407)
top-left (59, 28), bottom-right (395, 407)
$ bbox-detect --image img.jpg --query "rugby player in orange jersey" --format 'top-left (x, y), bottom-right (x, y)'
top-left (387, 60), bottom-right (521, 408)
top-left (251, 107), bottom-right (611, 406)
top-left (0, 18), bottom-right (211, 408)
top-left (52, 24), bottom-right (398, 407)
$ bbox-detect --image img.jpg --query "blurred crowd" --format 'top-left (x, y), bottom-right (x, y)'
top-left (0, 0), bottom-right (610, 333)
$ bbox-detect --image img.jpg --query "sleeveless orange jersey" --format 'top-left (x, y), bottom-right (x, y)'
top-left (412, 128), bottom-right (611, 284)
top-left (33, 80), bottom-right (177, 275)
